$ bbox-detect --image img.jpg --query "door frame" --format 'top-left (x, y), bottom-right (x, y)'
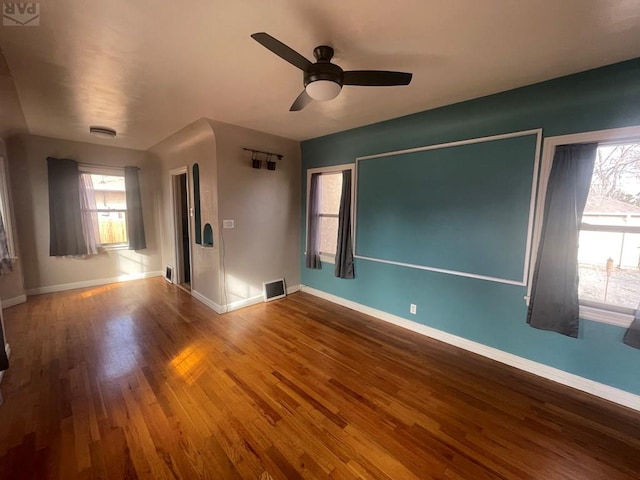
top-left (169, 167), bottom-right (193, 288)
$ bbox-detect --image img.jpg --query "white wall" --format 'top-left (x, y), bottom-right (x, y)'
top-left (150, 118), bottom-right (301, 311)
top-left (7, 134), bottom-right (162, 292)
top-left (149, 119), bottom-right (222, 306)
top-left (0, 49), bottom-right (27, 140)
top-left (209, 120), bottom-right (301, 306)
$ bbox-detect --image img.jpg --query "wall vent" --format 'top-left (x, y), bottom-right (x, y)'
top-left (263, 278), bottom-right (286, 302)
top-left (165, 266), bottom-right (173, 283)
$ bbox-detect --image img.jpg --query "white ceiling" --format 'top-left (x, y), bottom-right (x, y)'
top-left (0, 0), bottom-right (639, 150)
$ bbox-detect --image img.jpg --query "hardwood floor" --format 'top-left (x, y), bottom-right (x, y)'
top-left (0, 278), bottom-right (638, 479)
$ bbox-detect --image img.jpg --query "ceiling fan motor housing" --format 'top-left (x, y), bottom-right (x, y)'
top-left (304, 46), bottom-right (343, 87)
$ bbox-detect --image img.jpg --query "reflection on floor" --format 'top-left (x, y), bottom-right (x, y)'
top-left (0, 277), bottom-right (638, 479)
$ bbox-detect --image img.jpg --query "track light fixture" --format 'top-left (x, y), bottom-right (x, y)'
top-left (244, 148), bottom-right (283, 171)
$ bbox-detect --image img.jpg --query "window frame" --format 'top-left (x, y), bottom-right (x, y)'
top-left (527, 125), bottom-right (640, 328)
top-left (78, 164), bottom-right (129, 250)
top-left (306, 163), bottom-right (355, 264)
top-left (0, 156), bottom-right (16, 259)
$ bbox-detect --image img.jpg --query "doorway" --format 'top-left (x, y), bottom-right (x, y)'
top-left (170, 168), bottom-right (192, 291)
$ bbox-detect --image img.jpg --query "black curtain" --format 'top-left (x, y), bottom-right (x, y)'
top-left (335, 169), bottom-right (354, 279)
top-left (48, 157), bottom-right (87, 256)
top-left (124, 166), bottom-right (146, 250)
top-left (527, 144), bottom-right (598, 338)
top-left (305, 173), bottom-right (321, 269)
top-left (623, 307), bottom-right (640, 349)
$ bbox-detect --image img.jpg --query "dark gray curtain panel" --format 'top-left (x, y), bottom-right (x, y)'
top-left (124, 166), bottom-right (147, 250)
top-left (335, 169), bottom-right (354, 279)
top-left (527, 143), bottom-right (597, 338)
top-left (623, 308), bottom-right (640, 349)
top-left (305, 173), bottom-right (321, 269)
top-left (48, 157), bottom-right (87, 256)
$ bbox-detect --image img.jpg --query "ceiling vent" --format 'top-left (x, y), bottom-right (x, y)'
top-left (89, 126), bottom-right (117, 138)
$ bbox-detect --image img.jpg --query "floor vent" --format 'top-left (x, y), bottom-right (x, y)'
top-left (263, 279), bottom-right (286, 302)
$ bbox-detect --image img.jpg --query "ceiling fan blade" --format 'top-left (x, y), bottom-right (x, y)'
top-left (251, 32), bottom-right (313, 71)
top-left (290, 90), bottom-right (312, 111)
top-left (343, 70), bottom-right (413, 86)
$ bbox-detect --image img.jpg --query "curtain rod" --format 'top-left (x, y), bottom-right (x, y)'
top-left (242, 148), bottom-right (283, 160)
top-left (78, 161), bottom-right (140, 170)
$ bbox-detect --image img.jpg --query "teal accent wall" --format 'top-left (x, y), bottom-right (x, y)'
top-left (301, 59), bottom-right (640, 395)
top-left (357, 134), bottom-right (537, 282)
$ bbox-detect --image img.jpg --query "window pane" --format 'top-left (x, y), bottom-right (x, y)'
top-left (578, 230), bottom-right (640, 309)
top-left (319, 216), bottom-right (339, 255)
top-left (319, 173), bottom-right (343, 215)
top-left (579, 142), bottom-right (640, 310)
top-left (97, 211), bottom-right (128, 244)
top-left (90, 174), bottom-right (127, 244)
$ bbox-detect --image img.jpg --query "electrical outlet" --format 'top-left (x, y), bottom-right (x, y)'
top-left (410, 304), bottom-right (417, 315)
top-left (223, 220), bottom-right (234, 229)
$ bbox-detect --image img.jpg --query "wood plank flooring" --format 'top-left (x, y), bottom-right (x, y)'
top-left (0, 277), bottom-right (638, 479)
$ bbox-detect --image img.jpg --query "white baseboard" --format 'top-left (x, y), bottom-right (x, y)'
top-left (2, 294), bottom-right (26, 309)
top-left (191, 284), bottom-right (302, 315)
top-left (191, 290), bottom-right (225, 314)
top-left (225, 285), bottom-right (302, 312)
top-left (226, 294), bottom-right (263, 312)
top-left (26, 271), bottom-right (163, 296)
top-left (301, 285), bottom-right (640, 412)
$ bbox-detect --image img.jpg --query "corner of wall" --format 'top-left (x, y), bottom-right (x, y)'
top-left (149, 118), bottom-right (223, 308)
top-left (205, 119), bottom-right (301, 310)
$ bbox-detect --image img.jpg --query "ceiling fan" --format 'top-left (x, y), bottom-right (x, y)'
top-left (251, 32), bottom-right (413, 111)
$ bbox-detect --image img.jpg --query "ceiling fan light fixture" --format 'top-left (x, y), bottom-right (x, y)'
top-left (89, 126), bottom-right (117, 138)
top-left (305, 80), bottom-right (342, 101)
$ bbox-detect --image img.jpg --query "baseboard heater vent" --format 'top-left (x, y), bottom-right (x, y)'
top-left (165, 266), bottom-right (173, 283)
top-left (263, 278), bottom-right (286, 302)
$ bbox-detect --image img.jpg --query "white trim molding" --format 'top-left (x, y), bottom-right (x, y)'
top-left (2, 294), bottom-right (27, 309)
top-left (579, 305), bottom-right (633, 329)
top-left (192, 284), bottom-right (301, 315)
top-left (26, 271), bottom-right (163, 296)
top-left (191, 290), bottom-right (225, 314)
top-left (354, 128), bottom-right (543, 287)
top-left (301, 285), bottom-right (640, 412)
top-left (305, 163), bottom-right (356, 264)
top-left (355, 255), bottom-right (526, 287)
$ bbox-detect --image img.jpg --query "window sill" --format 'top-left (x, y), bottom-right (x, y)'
top-left (101, 244), bottom-right (129, 252)
top-left (320, 254), bottom-right (336, 265)
top-left (303, 252), bottom-right (336, 265)
top-left (523, 296), bottom-right (633, 328)
top-left (579, 305), bottom-right (633, 329)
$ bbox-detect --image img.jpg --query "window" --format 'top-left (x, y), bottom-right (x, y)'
top-left (306, 164), bottom-right (354, 262)
top-left (578, 142), bottom-right (640, 314)
top-left (318, 172), bottom-right (343, 256)
top-left (529, 126), bottom-right (640, 327)
top-left (80, 170), bottom-right (128, 246)
top-left (0, 157), bottom-right (15, 258)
